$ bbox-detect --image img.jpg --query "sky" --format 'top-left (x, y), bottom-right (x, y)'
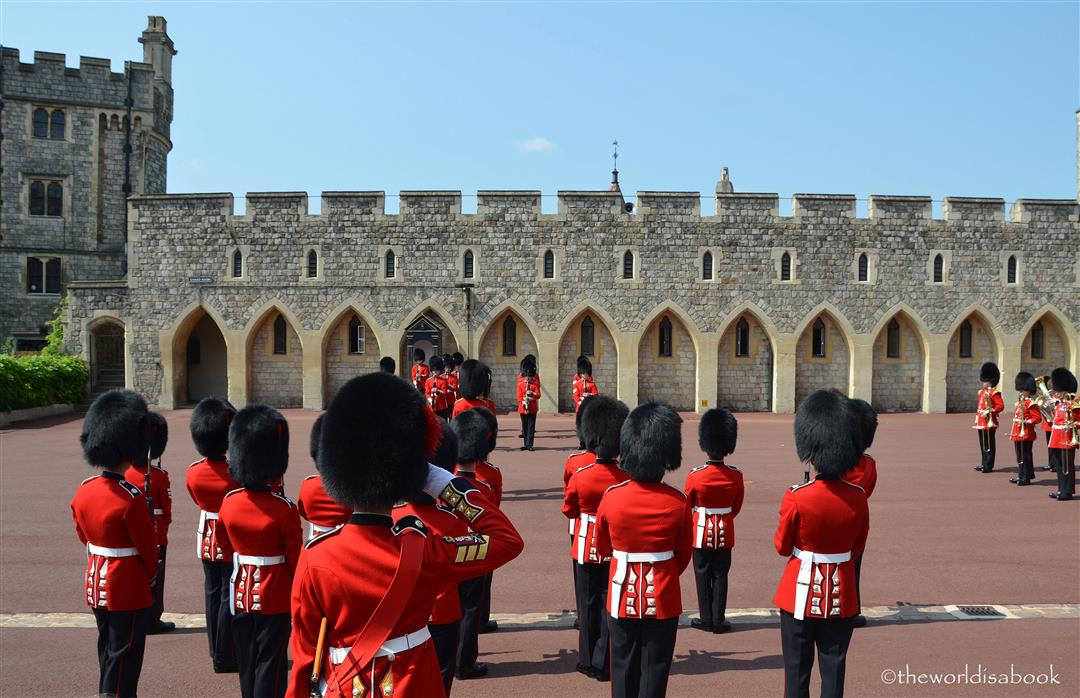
top-left (2, 1), bottom-right (1078, 214)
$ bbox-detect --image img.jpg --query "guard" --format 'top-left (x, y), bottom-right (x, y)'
top-left (297, 415), bottom-right (351, 541)
top-left (1048, 367), bottom-right (1078, 501)
top-left (571, 355), bottom-right (598, 413)
top-left (1009, 372), bottom-right (1042, 486)
top-left (426, 355), bottom-right (452, 422)
top-left (452, 359), bottom-right (496, 417)
top-left (411, 348), bottom-right (430, 394)
top-left (517, 357), bottom-right (540, 451)
top-left (974, 362), bottom-right (1004, 473)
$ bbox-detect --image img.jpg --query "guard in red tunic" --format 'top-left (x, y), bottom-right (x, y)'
top-left (562, 394), bottom-right (598, 627)
top-left (469, 408), bottom-right (502, 636)
top-left (452, 360), bottom-right (496, 418)
top-left (443, 354), bottom-right (460, 405)
top-left (1047, 367), bottom-right (1079, 501)
top-left (72, 390), bottom-right (158, 698)
top-left (1009, 372), bottom-right (1042, 487)
top-left (594, 402), bottom-right (692, 698)
top-left (125, 411), bottom-right (175, 635)
top-left (186, 397), bottom-right (240, 673)
top-left (298, 415), bottom-right (351, 541)
top-left (846, 398), bottom-right (878, 629)
top-left (775, 390), bottom-right (869, 698)
top-left (1038, 375), bottom-right (1058, 473)
top-left (379, 356), bottom-right (396, 374)
top-left (426, 355), bottom-right (452, 422)
top-left (974, 362), bottom-right (1004, 473)
top-left (411, 348), bottom-right (430, 394)
top-left (572, 355), bottom-right (599, 415)
top-left (563, 396), bottom-right (630, 681)
top-left (517, 357), bottom-right (541, 451)
top-left (286, 373), bottom-right (524, 698)
top-left (685, 408), bottom-right (743, 635)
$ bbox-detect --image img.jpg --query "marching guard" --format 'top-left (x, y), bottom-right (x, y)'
top-left (72, 390), bottom-right (158, 698)
top-left (444, 354), bottom-right (460, 405)
top-left (572, 355), bottom-right (598, 414)
top-left (974, 362), bottom-right (1004, 473)
top-left (1047, 367), bottom-right (1079, 501)
top-left (1038, 375), bottom-right (1058, 473)
top-left (426, 355), bottom-right (452, 422)
top-left (298, 415), bottom-right (351, 541)
top-left (1009, 372), bottom-right (1042, 487)
top-left (286, 373), bottom-right (524, 698)
top-left (517, 357), bottom-right (541, 451)
top-left (452, 359), bottom-right (496, 417)
top-left (684, 408), bottom-right (743, 634)
top-left (411, 348), bottom-right (430, 394)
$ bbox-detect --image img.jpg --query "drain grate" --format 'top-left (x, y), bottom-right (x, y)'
top-left (955, 605), bottom-right (1005, 618)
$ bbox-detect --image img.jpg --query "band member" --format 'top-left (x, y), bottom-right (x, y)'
top-left (563, 396), bottom-right (630, 681)
top-left (474, 408), bottom-right (503, 636)
top-left (411, 348), bottom-right (430, 393)
top-left (566, 395), bottom-right (598, 479)
top-left (685, 408), bottom-right (743, 634)
top-left (572, 355), bottom-right (598, 414)
top-left (1009, 372), bottom-right (1042, 487)
top-left (287, 373), bottom-right (524, 698)
top-left (594, 402), bottom-right (691, 698)
top-left (846, 398), bottom-right (878, 629)
top-left (452, 359), bottom-right (495, 417)
top-left (1039, 375), bottom-right (1060, 473)
top-left (775, 390), bottom-right (869, 698)
top-left (1048, 368), bottom-right (1078, 501)
top-left (298, 415), bottom-right (351, 541)
top-left (218, 406), bottom-right (302, 698)
top-left (186, 397), bottom-right (240, 673)
top-left (444, 354), bottom-right (460, 405)
top-left (125, 411), bottom-right (175, 634)
top-left (380, 356), bottom-right (397, 375)
top-left (426, 355), bottom-right (452, 422)
top-left (72, 390), bottom-right (157, 698)
top-left (517, 357), bottom-right (541, 451)
top-left (974, 362), bottom-right (1004, 473)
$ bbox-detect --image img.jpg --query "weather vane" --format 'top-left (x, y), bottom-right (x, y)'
top-left (612, 140), bottom-right (619, 170)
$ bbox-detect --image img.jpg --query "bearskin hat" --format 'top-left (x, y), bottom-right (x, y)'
top-left (413, 347), bottom-right (426, 363)
top-left (848, 398), bottom-right (878, 451)
top-left (309, 414), bottom-right (325, 461)
top-left (520, 357), bottom-right (537, 378)
top-left (580, 396), bottom-right (629, 460)
top-left (576, 355), bottom-right (593, 376)
top-left (477, 404), bottom-right (499, 453)
top-left (190, 397), bottom-right (236, 459)
top-left (379, 356), bottom-right (396, 374)
top-left (1015, 371), bottom-right (1037, 394)
top-left (575, 394), bottom-right (597, 444)
top-left (453, 408), bottom-right (496, 463)
top-left (459, 359), bottom-right (490, 400)
top-left (429, 354), bottom-right (445, 373)
top-left (980, 361), bottom-right (1000, 386)
top-left (80, 389), bottom-right (150, 469)
top-left (443, 354), bottom-right (456, 371)
top-left (698, 408), bottom-right (737, 459)
top-left (1051, 367), bottom-right (1077, 394)
top-left (453, 352), bottom-right (465, 365)
top-left (319, 372), bottom-right (439, 510)
top-left (431, 422), bottom-right (459, 473)
top-left (228, 405), bottom-right (290, 489)
top-left (619, 402), bottom-right (682, 483)
top-left (794, 390), bottom-right (862, 479)
top-left (148, 412), bottom-right (169, 460)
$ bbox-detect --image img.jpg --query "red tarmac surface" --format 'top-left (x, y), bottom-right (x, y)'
top-left (2, 410), bottom-right (1078, 696)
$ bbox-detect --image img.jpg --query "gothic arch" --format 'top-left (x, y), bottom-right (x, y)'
top-left (1019, 304), bottom-right (1078, 378)
top-left (164, 302), bottom-right (231, 407)
top-left (320, 302), bottom-right (385, 404)
top-left (556, 304), bottom-right (620, 412)
top-left (715, 301), bottom-right (781, 348)
top-left (396, 299), bottom-right (466, 351)
top-left (945, 305), bottom-right (1002, 413)
top-left (794, 303), bottom-right (856, 405)
top-left (479, 298), bottom-right (544, 347)
top-left (868, 303), bottom-right (932, 355)
top-left (1019, 304), bottom-right (1078, 370)
top-left (478, 306), bottom-right (540, 411)
top-left (793, 302), bottom-right (857, 353)
top-left (245, 301), bottom-right (304, 407)
top-left (554, 300), bottom-right (622, 341)
top-left (870, 305), bottom-right (930, 412)
top-left (318, 301), bottom-right (387, 357)
top-left (637, 300), bottom-right (704, 355)
top-left (242, 300), bottom-right (306, 351)
top-left (716, 303), bottom-right (778, 412)
top-left (637, 302), bottom-right (700, 411)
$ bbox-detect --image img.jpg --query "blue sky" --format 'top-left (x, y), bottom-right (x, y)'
top-left (3, 1), bottom-right (1077, 214)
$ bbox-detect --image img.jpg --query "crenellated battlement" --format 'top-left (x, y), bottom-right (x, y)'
top-left (2, 48), bottom-right (160, 111)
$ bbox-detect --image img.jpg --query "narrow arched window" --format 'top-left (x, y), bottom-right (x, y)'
top-left (29, 181), bottom-right (45, 216)
top-left (959, 320), bottom-right (973, 358)
top-left (702, 251), bottom-right (713, 281)
top-left (50, 110), bottom-right (65, 139)
top-left (348, 315), bottom-right (365, 355)
top-left (581, 316), bottom-right (595, 357)
top-left (623, 251), bottom-right (634, 279)
top-left (45, 258), bottom-right (61, 294)
top-left (1007, 255), bottom-right (1017, 284)
top-left (811, 318), bottom-right (826, 358)
top-left (1031, 321), bottom-right (1044, 359)
top-left (502, 316), bottom-right (517, 356)
top-left (858, 253), bottom-right (868, 282)
top-left (272, 314), bottom-right (287, 355)
top-left (933, 254), bottom-right (944, 283)
top-left (307, 249), bottom-right (318, 278)
top-left (46, 182), bottom-right (63, 216)
top-left (33, 108), bottom-right (49, 138)
top-left (658, 317), bottom-right (674, 357)
top-left (232, 250), bottom-right (243, 278)
top-left (385, 250), bottom-right (396, 278)
top-left (463, 250), bottom-right (474, 279)
top-left (886, 318), bottom-right (901, 358)
top-left (543, 250), bottom-right (555, 279)
top-left (735, 317), bottom-right (750, 358)
top-left (781, 252), bottom-right (792, 281)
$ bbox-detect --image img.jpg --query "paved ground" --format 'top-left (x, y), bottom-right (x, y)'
top-left (1, 409), bottom-right (1078, 697)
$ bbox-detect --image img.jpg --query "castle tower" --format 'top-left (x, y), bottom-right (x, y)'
top-left (139, 16), bottom-right (177, 83)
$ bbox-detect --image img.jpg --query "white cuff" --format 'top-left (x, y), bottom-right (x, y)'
top-left (422, 464), bottom-right (455, 499)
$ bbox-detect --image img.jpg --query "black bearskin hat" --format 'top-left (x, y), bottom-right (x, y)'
top-left (794, 390), bottom-right (862, 478)
top-left (459, 359), bottom-right (490, 400)
top-left (1051, 367), bottom-right (1077, 393)
top-left (191, 397), bottom-right (236, 459)
top-left (520, 357), bottom-right (536, 377)
top-left (453, 352), bottom-right (465, 365)
top-left (229, 405), bottom-right (290, 489)
top-left (576, 394), bottom-right (597, 444)
top-left (443, 354), bottom-right (456, 371)
top-left (581, 396), bottom-right (629, 460)
top-left (429, 354), bottom-right (445, 373)
top-left (848, 398), bottom-right (878, 451)
top-left (698, 408), bottom-right (737, 459)
top-left (309, 414), bottom-right (325, 461)
top-left (576, 355), bottom-right (593, 376)
top-left (477, 405), bottom-right (498, 453)
top-left (619, 402), bottom-right (682, 483)
top-left (980, 361), bottom-right (1000, 386)
top-left (379, 356), bottom-right (396, 374)
top-left (319, 372), bottom-right (441, 510)
top-left (524, 354), bottom-right (537, 367)
top-left (413, 347), bottom-right (426, 362)
top-left (148, 412), bottom-right (169, 460)
top-left (453, 408), bottom-right (495, 463)
top-left (431, 422), bottom-right (459, 473)
top-left (80, 389), bottom-right (150, 469)
top-left (1015, 371), bottom-right (1037, 394)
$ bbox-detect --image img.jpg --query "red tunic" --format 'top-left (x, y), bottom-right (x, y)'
top-left (683, 461), bottom-right (744, 549)
top-left (186, 457), bottom-right (241, 561)
top-left (217, 488), bottom-right (302, 615)
top-left (1048, 399), bottom-right (1080, 450)
top-left (974, 387), bottom-right (1004, 429)
top-left (446, 371), bottom-right (460, 404)
top-left (425, 373), bottom-right (451, 412)
top-left (517, 375), bottom-right (541, 414)
top-left (772, 478), bottom-right (869, 620)
top-left (594, 480), bottom-right (693, 620)
top-left (394, 497), bottom-right (472, 624)
top-left (563, 460), bottom-right (630, 563)
top-left (411, 363), bottom-right (430, 393)
top-left (1010, 397), bottom-right (1043, 442)
top-left (571, 374), bottom-right (598, 412)
top-left (563, 451), bottom-right (596, 488)
top-left (124, 463), bottom-right (172, 546)
top-left (70, 471), bottom-right (158, 611)
top-left (286, 482), bottom-right (523, 698)
top-left (297, 475), bottom-right (352, 536)
top-left (845, 454), bottom-right (877, 498)
top-left (452, 397), bottom-right (495, 418)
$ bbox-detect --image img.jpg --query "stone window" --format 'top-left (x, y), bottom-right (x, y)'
top-left (29, 179), bottom-right (63, 217)
top-left (933, 254), bottom-right (944, 283)
top-left (272, 314), bottom-right (288, 355)
top-left (32, 107), bottom-right (65, 139)
top-left (347, 315), bottom-right (366, 355)
top-left (811, 319), bottom-right (827, 358)
top-left (463, 250), bottom-right (475, 279)
top-left (886, 319), bottom-right (901, 359)
top-left (581, 315), bottom-right (596, 357)
top-left (623, 251), bottom-right (635, 279)
top-left (232, 250), bottom-right (243, 278)
top-left (26, 257), bottom-right (61, 295)
top-left (781, 252), bottom-right (792, 281)
top-left (958, 320), bottom-right (973, 358)
top-left (702, 251), bottom-right (714, 281)
top-left (502, 316), bottom-right (517, 356)
top-left (858, 254), bottom-right (868, 282)
top-left (307, 250), bottom-right (318, 278)
top-left (735, 317), bottom-right (750, 358)
top-left (1006, 256), bottom-right (1017, 284)
top-left (658, 317), bottom-right (674, 358)
top-left (543, 250), bottom-right (555, 279)
top-left (385, 250), bottom-right (396, 279)
top-left (1030, 321), bottom-right (1044, 360)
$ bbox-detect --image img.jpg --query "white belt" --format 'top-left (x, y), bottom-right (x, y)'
top-left (328, 627), bottom-right (432, 665)
top-left (575, 513), bottom-right (596, 563)
top-left (235, 554), bottom-right (285, 566)
top-left (87, 543), bottom-right (138, 558)
top-left (197, 510), bottom-right (219, 557)
top-left (153, 508), bottom-right (165, 516)
top-left (1052, 424), bottom-right (1071, 430)
top-left (610, 549), bottom-right (674, 616)
top-left (791, 547), bottom-right (852, 621)
top-left (692, 506), bottom-right (732, 548)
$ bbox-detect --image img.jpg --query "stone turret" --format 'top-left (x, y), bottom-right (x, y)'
top-left (139, 16), bottom-right (176, 83)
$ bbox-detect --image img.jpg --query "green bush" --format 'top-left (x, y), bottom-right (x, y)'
top-left (0, 353), bottom-right (89, 412)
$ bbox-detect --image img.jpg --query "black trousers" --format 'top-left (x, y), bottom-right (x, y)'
top-left (430, 621), bottom-right (460, 695)
top-left (233, 612), bottom-right (289, 698)
top-left (1056, 448), bottom-right (1076, 496)
top-left (573, 562), bottom-right (611, 673)
top-left (692, 548), bottom-right (732, 627)
top-left (977, 428), bottom-right (996, 470)
top-left (1014, 440), bottom-right (1035, 482)
top-left (853, 553), bottom-right (863, 607)
top-left (779, 610), bottom-right (854, 698)
top-left (202, 560), bottom-right (236, 670)
top-left (1046, 432), bottom-right (1061, 472)
top-left (456, 576), bottom-right (484, 671)
top-left (520, 412), bottom-right (537, 449)
top-left (480, 572), bottom-right (493, 626)
top-left (437, 408), bottom-right (452, 423)
top-left (93, 606), bottom-right (149, 698)
top-left (608, 616), bottom-right (678, 698)
top-left (151, 546), bottom-right (167, 625)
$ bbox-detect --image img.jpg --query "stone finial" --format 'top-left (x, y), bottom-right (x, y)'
top-left (716, 166), bottom-right (734, 194)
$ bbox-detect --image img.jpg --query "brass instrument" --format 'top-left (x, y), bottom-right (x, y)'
top-left (1034, 376), bottom-right (1057, 423)
top-left (1016, 398), bottom-right (1027, 440)
top-left (1069, 395), bottom-right (1080, 448)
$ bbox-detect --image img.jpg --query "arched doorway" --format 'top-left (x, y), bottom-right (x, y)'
top-left (638, 313), bottom-right (697, 411)
top-left (399, 312), bottom-right (460, 380)
top-left (717, 313), bottom-right (773, 412)
top-left (324, 311), bottom-right (381, 405)
top-left (478, 311), bottom-right (538, 411)
top-left (90, 321), bottom-right (125, 394)
top-left (247, 310), bottom-right (303, 407)
top-left (945, 313), bottom-right (997, 413)
top-left (558, 311), bottom-right (618, 412)
top-left (871, 313), bottom-right (926, 412)
top-left (795, 312), bottom-right (852, 406)
top-left (182, 313), bottom-right (228, 404)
